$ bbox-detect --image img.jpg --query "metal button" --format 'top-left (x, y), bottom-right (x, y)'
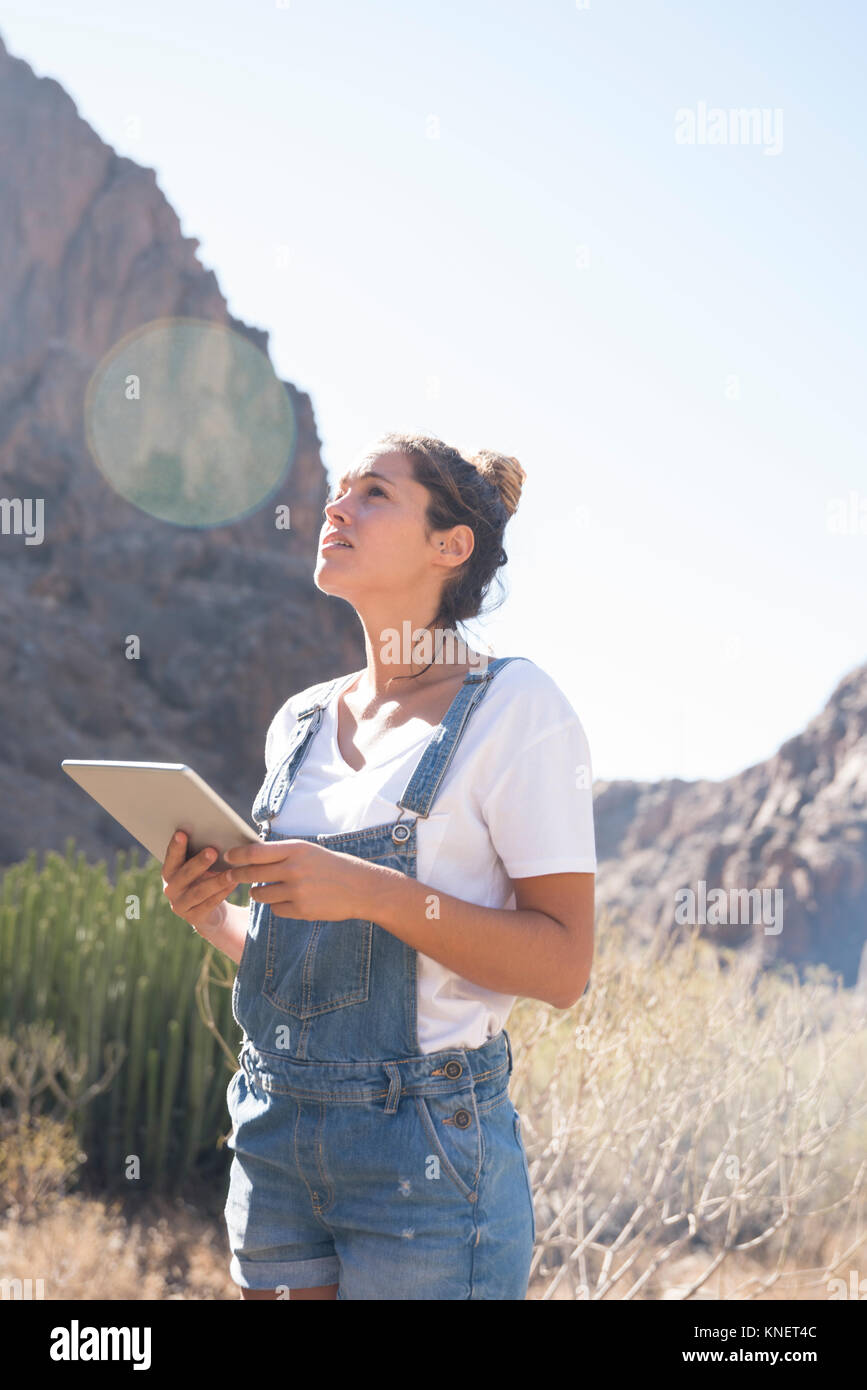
top-left (444, 1060), bottom-right (463, 1079)
top-left (392, 823), bottom-right (411, 844)
top-left (454, 1109), bottom-right (472, 1128)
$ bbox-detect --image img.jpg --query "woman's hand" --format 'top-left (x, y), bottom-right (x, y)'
top-left (223, 839), bottom-right (367, 921)
top-left (161, 830), bottom-right (236, 936)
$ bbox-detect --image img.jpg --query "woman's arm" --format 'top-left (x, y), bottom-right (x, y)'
top-left (354, 860), bottom-right (595, 1009)
top-left (195, 901), bottom-right (249, 965)
top-left (223, 843), bottom-right (594, 1007)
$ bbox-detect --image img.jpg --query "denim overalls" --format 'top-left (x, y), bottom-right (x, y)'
top-left (223, 655), bottom-right (536, 1299)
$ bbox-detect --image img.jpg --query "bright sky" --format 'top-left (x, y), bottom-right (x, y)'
top-left (3, 0), bottom-right (865, 783)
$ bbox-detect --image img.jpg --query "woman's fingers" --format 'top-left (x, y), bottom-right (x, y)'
top-left (162, 833), bottom-right (219, 893)
top-left (188, 882), bottom-right (235, 917)
top-left (171, 869), bottom-right (235, 917)
top-left (160, 830), bottom-right (234, 917)
top-left (161, 829), bottom-right (189, 880)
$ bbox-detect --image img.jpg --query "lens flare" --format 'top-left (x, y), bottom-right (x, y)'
top-left (84, 317), bottom-right (297, 526)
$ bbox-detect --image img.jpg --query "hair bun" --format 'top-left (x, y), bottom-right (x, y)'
top-left (470, 449), bottom-right (526, 518)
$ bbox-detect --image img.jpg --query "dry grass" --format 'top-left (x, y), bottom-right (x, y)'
top-left (0, 1186), bottom-right (857, 1301)
top-left (0, 1191), bottom-right (237, 1300)
top-left (514, 914), bottom-right (867, 1300)
top-left (2, 912), bottom-right (866, 1301)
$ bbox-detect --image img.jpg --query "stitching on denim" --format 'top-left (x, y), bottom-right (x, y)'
top-left (414, 1095), bottom-right (475, 1201)
top-left (250, 1060), bottom-right (508, 1089)
top-left (469, 1083), bottom-right (484, 1189)
top-left (264, 1085), bottom-right (389, 1100)
top-left (514, 1109), bottom-right (536, 1244)
top-left (314, 1099), bottom-right (335, 1214)
top-left (314, 822), bottom-right (413, 845)
top-left (246, 1051), bottom-right (508, 1080)
top-left (475, 1085), bottom-right (511, 1116)
top-left (262, 920), bottom-right (375, 1017)
top-left (256, 1072), bottom-right (507, 1102)
top-left (235, 1255), bottom-right (339, 1287)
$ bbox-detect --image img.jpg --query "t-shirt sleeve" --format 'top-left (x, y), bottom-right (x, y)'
top-left (264, 696), bottom-right (297, 771)
top-left (263, 677), bottom-right (334, 772)
top-left (480, 715), bottom-right (597, 879)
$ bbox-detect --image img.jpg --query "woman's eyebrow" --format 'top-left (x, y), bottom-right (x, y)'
top-left (332, 470), bottom-right (394, 491)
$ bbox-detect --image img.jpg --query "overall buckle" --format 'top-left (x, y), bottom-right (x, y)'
top-left (391, 810), bottom-right (417, 845)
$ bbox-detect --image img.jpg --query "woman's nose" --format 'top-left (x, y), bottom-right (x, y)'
top-left (325, 500), bottom-right (352, 525)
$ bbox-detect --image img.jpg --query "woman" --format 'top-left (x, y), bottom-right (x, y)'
top-left (162, 432), bottom-right (596, 1300)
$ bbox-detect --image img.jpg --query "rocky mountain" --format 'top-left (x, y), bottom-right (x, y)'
top-left (0, 33), bottom-right (363, 870)
top-left (592, 661), bottom-right (867, 985)
top-left (1, 33), bottom-right (863, 988)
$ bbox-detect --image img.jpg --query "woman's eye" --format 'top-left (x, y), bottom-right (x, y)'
top-left (322, 483), bottom-right (385, 516)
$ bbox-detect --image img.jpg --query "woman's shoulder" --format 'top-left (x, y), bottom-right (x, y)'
top-left (482, 654), bottom-right (583, 718)
top-left (281, 670), bottom-right (352, 720)
top-left (267, 657), bottom-right (585, 754)
top-left (264, 670), bottom-right (354, 766)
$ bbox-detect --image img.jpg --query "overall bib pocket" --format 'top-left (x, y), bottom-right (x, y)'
top-left (261, 902), bottom-right (374, 1018)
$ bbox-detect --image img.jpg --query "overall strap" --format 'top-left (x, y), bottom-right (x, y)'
top-left (252, 671), bottom-right (355, 829)
top-left (395, 655), bottom-right (528, 820)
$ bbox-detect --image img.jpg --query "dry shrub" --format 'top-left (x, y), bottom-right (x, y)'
top-left (2, 912), bottom-right (866, 1301)
top-left (0, 1113), bottom-right (86, 1222)
top-left (0, 1192), bottom-right (237, 1300)
top-left (511, 912), bottom-right (867, 1301)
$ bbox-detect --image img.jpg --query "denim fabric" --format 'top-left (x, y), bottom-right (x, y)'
top-left (223, 656), bottom-right (536, 1298)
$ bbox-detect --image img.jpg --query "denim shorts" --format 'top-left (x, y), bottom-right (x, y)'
top-left (223, 1029), bottom-right (535, 1299)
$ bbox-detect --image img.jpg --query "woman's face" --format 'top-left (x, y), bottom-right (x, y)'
top-left (314, 450), bottom-right (460, 604)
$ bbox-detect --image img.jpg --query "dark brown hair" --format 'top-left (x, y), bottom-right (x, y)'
top-left (366, 432), bottom-right (526, 634)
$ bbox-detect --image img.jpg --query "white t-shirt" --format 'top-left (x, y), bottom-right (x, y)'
top-left (262, 656), bottom-right (596, 1054)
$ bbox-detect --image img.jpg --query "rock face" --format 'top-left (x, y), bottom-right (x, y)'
top-left (1, 35), bottom-right (863, 989)
top-left (0, 33), bottom-right (363, 871)
top-left (592, 662), bottom-right (867, 985)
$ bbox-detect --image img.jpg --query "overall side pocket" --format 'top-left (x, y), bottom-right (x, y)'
top-left (415, 1090), bottom-right (483, 1202)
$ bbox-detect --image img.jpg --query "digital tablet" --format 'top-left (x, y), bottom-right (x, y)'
top-left (60, 761), bottom-right (261, 872)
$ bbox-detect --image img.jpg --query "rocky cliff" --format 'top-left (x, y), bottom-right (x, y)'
top-left (0, 33), bottom-right (363, 870)
top-left (1, 33), bottom-right (863, 987)
top-left (592, 661), bottom-right (867, 984)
